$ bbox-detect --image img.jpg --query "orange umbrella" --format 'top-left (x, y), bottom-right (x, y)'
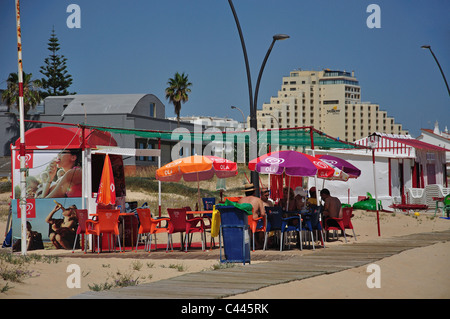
top-left (156, 155), bottom-right (237, 182)
top-left (97, 154), bottom-right (116, 206)
top-left (156, 155), bottom-right (238, 208)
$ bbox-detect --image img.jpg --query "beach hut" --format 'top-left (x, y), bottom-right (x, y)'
top-left (9, 126), bottom-right (160, 250)
top-left (306, 133), bottom-right (448, 210)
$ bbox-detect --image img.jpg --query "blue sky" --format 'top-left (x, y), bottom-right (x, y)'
top-left (1, 0), bottom-right (449, 137)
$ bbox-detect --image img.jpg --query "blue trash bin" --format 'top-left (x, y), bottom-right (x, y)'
top-left (217, 206), bottom-right (251, 265)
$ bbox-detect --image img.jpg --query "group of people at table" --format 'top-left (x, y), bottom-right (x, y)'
top-left (237, 183), bottom-right (343, 249)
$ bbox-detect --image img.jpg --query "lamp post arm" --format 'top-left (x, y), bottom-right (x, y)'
top-left (254, 39), bottom-right (276, 114)
top-left (227, 0), bottom-right (254, 115)
top-left (428, 48), bottom-right (450, 97)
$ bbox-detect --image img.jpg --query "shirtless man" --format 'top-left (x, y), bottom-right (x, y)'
top-left (238, 183), bottom-right (266, 219)
top-left (238, 183), bottom-right (266, 249)
top-left (320, 188), bottom-right (343, 218)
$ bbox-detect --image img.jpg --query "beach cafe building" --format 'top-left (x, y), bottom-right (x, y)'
top-left (307, 133), bottom-right (448, 210)
top-left (10, 126), bottom-right (160, 247)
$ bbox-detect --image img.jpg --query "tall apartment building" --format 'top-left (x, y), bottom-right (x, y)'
top-left (256, 69), bottom-right (408, 142)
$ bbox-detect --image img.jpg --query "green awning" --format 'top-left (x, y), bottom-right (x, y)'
top-left (84, 125), bottom-right (367, 150)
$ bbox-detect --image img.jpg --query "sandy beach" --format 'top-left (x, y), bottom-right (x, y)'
top-left (1, 206), bottom-right (450, 300)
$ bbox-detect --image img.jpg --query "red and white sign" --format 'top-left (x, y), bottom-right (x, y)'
top-left (15, 150), bottom-right (34, 169)
top-left (17, 198), bottom-right (36, 218)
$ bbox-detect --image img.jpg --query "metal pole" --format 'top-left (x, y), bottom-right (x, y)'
top-left (227, 0), bottom-right (258, 191)
top-left (15, 0), bottom-right (27, 255)
top-left (368, 133), bottom-right (381, 237)
top-left (421, 45), bottom-right (450, 97)
top-left (372, 149), bottom-right (381, 236)
top-left (158, 138), bottom-right (161, 217)
top-left (253, 39), bottom-right (276, 116)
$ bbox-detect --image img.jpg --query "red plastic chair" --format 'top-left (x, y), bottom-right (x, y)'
top-left (324, 207), bottom-right (356, 243)
top-left (135, 208), bottom-right (170, 252)
top-left (72, 209), bottom-right (89, 253)
top-left (86, 209), bottom-right (122, 253)
top-left (247, 214), bottom-right (266, 251)
top-left (167, 208), bottom-right (205, 252)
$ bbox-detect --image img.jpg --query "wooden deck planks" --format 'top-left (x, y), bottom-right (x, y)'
top-left (72, 229), bottom-right (450, 299)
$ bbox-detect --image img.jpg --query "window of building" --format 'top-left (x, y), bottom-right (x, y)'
top-left (135, 139), bottom-right (155, 162)
top-left (150, 103), bottom-right (155, 117)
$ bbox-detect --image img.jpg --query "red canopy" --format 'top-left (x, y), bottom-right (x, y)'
top-left (13, 126), bottom-right (117, 150)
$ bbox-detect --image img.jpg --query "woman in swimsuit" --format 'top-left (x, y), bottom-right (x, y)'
top-left (42, 150), bottom-right (82, 198)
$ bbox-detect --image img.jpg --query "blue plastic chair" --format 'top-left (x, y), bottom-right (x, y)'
top-left (263, 206), bottom-right (283, 250)
top-left (302, 206), bottom-right (325, 250)
top-left (202, 197), bottom-right (216, 211)
top-left (280, 212), bottom-right (304, 251)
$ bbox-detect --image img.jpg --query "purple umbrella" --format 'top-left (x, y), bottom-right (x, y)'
top-left (250, 150), bottom-right (335, 178)
top-left (315, 154), bottom-right (361, 179)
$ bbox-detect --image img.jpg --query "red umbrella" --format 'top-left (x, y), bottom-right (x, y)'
top-left (315, 154), bottom-right (361, 179)
top-left (97, 154), bottom-right (116, 206)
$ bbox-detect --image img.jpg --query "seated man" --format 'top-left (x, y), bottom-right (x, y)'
top-left (260, 187), bottom-right (274, 208)
top-left (294, 186), bottom-right (307, 210)
top-left (320, 188), bottom-right (342, 219)
top-left (238, 183), bottom-right (266, 219)
top-left (306, 187), bottom-right (318, 208)
top-left (278, 186), bottom-right (296, 211)
top-left (238, 183), bottom-right (266, 249)
top-left (320, 188), bottom-right (343, 240)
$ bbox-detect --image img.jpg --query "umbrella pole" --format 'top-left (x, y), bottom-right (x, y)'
top-left (197, 172), bottom-right (201, 211)
top-left (287, 175), bottom-right (291, 210)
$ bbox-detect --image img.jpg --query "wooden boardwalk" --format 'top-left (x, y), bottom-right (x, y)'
top-left (71, 229), bottom-right (450, 299)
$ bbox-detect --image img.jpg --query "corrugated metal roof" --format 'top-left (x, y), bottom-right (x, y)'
top-left (62, 94), bottom-right (147, 114)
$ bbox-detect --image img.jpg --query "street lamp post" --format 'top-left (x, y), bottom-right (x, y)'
top-left (421, 45), bottom-right (450, 97)
top-left (231, 105), bottom-right (246, 128)
top-left (263, 112), bottom-right (280, 127)
top-left (228, 0), bottom-right (289, 195)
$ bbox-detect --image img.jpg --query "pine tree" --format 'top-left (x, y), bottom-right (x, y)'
top-left (40, 27), bottom-right (75, 97)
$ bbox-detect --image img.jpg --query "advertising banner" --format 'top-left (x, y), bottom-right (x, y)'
top-left (11, 197), bottom-right (83, 246)
top-left (11, 149), bottom-right (83, 249)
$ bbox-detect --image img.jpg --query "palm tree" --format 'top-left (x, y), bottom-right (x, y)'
top-left (165, 72), bottom-right (192, 127)
top-left (2, 72), bottom-right (42, 115)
